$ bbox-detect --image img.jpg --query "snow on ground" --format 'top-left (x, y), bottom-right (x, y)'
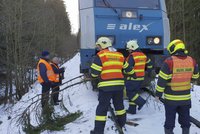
top-left (0, 53), bottom-right (200, 134)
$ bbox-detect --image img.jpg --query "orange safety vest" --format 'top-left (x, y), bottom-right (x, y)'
top-left (50, 63), bottom-right (60, 83)
top-left (168, 56), bottom-right (194, 91)
top-left (97, 49), bottom-right (124, 80)
top-left (37, 59), bottom-right (55, 83)
top-left (130, 52), bottom-right (147, 77)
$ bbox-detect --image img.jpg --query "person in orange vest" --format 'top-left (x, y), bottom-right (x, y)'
top-left (155, 39), bottom-right (199, 134)
top-left (50, 57), bottom-right (65, 105)
top-left (37, 51), bottom-right (54, 108)
top-left (90, 37), bottom-right (133, 134)
top-left (125, 40), bottom-right (153, 114)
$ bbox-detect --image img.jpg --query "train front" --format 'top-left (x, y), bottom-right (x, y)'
top-left (79, 0), bottom-right (170, 73)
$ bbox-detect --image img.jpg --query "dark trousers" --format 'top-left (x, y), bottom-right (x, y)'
top-left (126, 80), bottom-right (145, 108)
top-left (51, 83), bottom-right (60, 103)
top-left (94, 90), bottom-right (126, 133)
top-left (164, 104), bottom-right (191, 130)
top-left (41, 84), bottom-right (50, 108)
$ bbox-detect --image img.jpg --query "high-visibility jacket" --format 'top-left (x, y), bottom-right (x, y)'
top-left (97, 49), bottom-right (124, 80)
top-left (156, 53), bottom-right (199, 105)
top-left (37, 59), bottom-right (55, 83)
top-left (50, 63), bottom-right (60, 83)
top-left (128, 52), bottom-right (147, 77)
top-left (90, 49), bottom-right (128, 91)
top-left (167, 56), bottom-right (194, 91)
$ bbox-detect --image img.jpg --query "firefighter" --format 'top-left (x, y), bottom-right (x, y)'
top-left (125, 40), bottom-right (153, 114)
top-left (37, 51), bottom-right (54, 108)
top-left (155, 39), bottom-right (199, 134)
top-left (50, 57), bottom-right (65, 105)
top-left (90, 37), bottom-right (133, 134)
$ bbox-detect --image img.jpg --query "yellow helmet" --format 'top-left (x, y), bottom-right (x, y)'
top-left (167, 39), bottom-right (188, 54)
top-left (126, 40), bottom-right (139, 51)
top-left (96, 37), bottom-right (112, 49)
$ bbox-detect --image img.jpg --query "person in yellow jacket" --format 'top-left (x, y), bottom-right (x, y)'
top-left (90, 37), bottom-right (133, 134)
top-left (155, 39), bottom-right (199, 134)
top-left (37, 51), bottom-right (55, 108)
top-left (125, 40), bottom-right (153, 114)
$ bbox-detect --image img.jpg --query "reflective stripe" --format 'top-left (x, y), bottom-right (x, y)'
top-left (168, 82), bottom-right (191, 86)
top-left (192, 73), bottom-right (199, 79)
top-left (135, 62), bottom-right (146, 66)
top-left (127, 77), bottom-right (144, 81)
top-left (134, 56), bottom-right (147, 60)
top-left (156, 85), bottom-right (165, 92)
top-left (102, 69), bottom-right (122, 74)
top-left (164, 94), bottom-right (191, 101)
top-left (134, 69), bottom-right (145, 73)
top-left (126, 69), bottom-right (135, 75)
top-left (103, 61), bottom-right (123, 67)
top-left (98, 53), bottom-right (124, 58)
top-left (95, 116), bottom-right (107, 121)
top-left (98, 80), bottom-right (125, 87)
top-left (147, 65), bottom-right (153, 69)
top-left (131, 94), bottom-right (139, 101)
top-left (129, 102), bottom-right (136, 105)
top-left (123, 62), bottom-right (129, 69)
top-left (159, 71), bottom-right (172, 80)
top-left (91, 74), bottom-right (98, 78)
top-left (115, 109), bottom-right (126, 116)
top-left (91, 63), bottom-right (102, 72)
top-left (146, 59), bottom-right (151, 63)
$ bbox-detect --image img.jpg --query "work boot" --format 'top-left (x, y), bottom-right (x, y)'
top-left (182, 128), bottom-right (190, 134)
top-left (164, 128), bottom-right (174, 134)
top-left (126, 105), bottom-right (136, 114)
top-left (135, 96), bottom-right (146, 110)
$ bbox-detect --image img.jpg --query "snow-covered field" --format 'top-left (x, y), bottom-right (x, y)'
top-left (0, 53), bottom-right (200, 134)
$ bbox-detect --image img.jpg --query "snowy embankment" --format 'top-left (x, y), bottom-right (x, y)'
top-left (0, 53), bottom-right (200, 134)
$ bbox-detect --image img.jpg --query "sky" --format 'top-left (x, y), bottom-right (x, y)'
top-left (64, 0), bottom-right (79, 34)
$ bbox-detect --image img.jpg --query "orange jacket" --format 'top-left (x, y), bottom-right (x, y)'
top-left (37, 59), bottom-right (55, 83)
top-left (50, 63), bottom-right (60, 83)
top-left (168, 56), bottom-right (194, 91)
top-left (128, 52), bottom-right (147, 77)
top-left (97, 49), bottom-right (124, 80)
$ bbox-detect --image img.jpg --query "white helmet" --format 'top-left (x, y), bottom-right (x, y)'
top-left (126, 40), bottom-right (139, 51)
top-left (96, 37), bottom-right (112, 49)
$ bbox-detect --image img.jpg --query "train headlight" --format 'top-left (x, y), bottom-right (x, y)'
top-left (122, 11), bottom-right (137, 19)
top-left (154, 37), bottom-right (160, 44)
top-left (147, 37), bottom-right (161, 45)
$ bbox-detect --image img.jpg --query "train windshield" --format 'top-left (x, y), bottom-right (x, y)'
top-left (96, 0), bottom-right (160, 9)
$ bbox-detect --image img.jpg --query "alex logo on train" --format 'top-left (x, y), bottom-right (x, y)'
top-left (106, 22), bottom-right (154, 33)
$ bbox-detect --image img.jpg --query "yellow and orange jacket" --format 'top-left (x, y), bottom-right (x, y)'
top-left (156, 52), bottom-right (199, 105)
top-left (125, 51), bottom-right (153, 81)
top-left (90, 49), bottom-right (132, 91)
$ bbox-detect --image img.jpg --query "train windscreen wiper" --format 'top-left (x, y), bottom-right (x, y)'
top-left (102, 0), bottom-right (120, 19)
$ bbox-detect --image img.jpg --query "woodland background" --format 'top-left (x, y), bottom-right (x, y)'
top-left (0, 0), bottom-right (199, 103)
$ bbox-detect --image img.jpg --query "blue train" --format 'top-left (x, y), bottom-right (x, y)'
top-left (79, 0), bottom-right (170, 73)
